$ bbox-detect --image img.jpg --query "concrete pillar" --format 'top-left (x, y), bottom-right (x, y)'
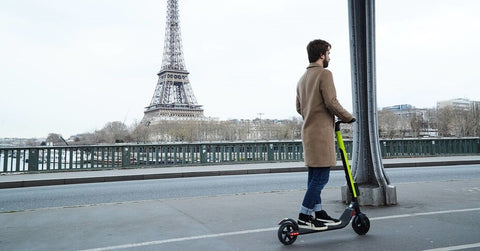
top-left (343, 0), bottom-right (397, 206)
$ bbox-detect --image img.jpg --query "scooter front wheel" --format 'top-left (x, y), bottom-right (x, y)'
top-left (277, 221), bottom-right (298, 245)
top-left (352, 213), bottom-right (370, 235)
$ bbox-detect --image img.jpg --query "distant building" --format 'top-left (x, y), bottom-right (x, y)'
top-left (381, 104), bottom-right (437, 137)
top-left (382, 104), bottom-right (419, 119)
top-left (471, 100), bottom-right (480, 111)
top-left (437, 98), bottom-right (473, 110)
top-left (383, 104), bottom-right (414, 111)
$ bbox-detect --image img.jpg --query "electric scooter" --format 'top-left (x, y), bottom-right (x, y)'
top-left (277, 120), bottom-right (370, 245)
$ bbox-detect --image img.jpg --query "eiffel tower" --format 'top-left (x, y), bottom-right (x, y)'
top-left (143, 0), bottom-right (203, 124)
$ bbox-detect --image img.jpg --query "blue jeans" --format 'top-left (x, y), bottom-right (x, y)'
top-left (300, 167), bottom-right (330, 215)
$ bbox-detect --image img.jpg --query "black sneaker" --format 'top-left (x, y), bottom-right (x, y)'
top-left (298, 213), bottom-right (328, 230)
top-left (315, 210), bottom-right (341, 226)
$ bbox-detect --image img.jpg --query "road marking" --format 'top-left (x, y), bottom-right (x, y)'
top-left (369, 207), bottom-right (480, 221)
top-left (423, 242), bottom-right (480, 251)
top-left (80, 227), bottom-right (278, 251)
top-left (80, 207), bottom-right (480, 251)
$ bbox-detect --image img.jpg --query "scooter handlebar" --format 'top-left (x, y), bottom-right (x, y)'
top-left (335, 118), bottom-right (356, 131)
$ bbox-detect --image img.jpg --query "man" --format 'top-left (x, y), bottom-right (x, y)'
top-left (296, 39), bottom-right (355, 230)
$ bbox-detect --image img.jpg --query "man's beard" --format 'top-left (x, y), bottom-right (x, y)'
top-left (323, 58), bottom-right (329, 68)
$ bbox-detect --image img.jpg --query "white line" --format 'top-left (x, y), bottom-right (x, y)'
top-left (370, 207), bottom-right (480, 221)
top-left (423, 242), bottom-right (480, 251)
top-left (80, 207), bottom-right (480, 251)
top-left (80, 227), bottom-right (277, 251)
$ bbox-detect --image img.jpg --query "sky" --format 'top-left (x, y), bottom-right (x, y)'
top-left (1, 0), bottom-right (479, 138)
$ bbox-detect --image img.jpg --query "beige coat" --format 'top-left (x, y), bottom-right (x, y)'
top-left (296, 63), bottom-right (354, 167)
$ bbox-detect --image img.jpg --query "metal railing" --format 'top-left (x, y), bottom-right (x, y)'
top-left (1, 138), bottom-right (479, 173)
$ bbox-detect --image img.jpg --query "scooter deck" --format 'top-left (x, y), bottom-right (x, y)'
top-left (296, 207), bottom-right (355, 235)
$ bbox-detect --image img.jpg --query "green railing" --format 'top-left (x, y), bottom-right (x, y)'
top-left (1, 138), bottom-right (479, 173)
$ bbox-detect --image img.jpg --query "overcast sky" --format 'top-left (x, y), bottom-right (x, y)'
top-left (1, 0), bottom-right (479, 138)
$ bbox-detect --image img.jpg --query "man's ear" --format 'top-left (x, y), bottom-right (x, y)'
top-left (320, 54), bottom-right (325, 60)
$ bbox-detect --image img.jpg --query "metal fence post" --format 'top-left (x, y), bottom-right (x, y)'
top-left (200, 145), bottom-right (207, 163)
top-left (28, 148), bottom-right (39, 171)
top-left (267, 143), bottom-right (274, 161)
top-left (121, 147), bottom-right (128, 167)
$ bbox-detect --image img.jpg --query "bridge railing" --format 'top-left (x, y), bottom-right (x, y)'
top-left (1, 138), bottom-right (478, 173)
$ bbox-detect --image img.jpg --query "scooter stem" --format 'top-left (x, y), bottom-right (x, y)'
top-left (335, 121), bottom-right (358, 199)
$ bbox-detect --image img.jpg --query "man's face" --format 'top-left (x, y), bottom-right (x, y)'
top-left (322, 50), bottom-right (331, 68)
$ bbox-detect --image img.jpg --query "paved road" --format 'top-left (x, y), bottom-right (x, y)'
top-left (0, 165), bottom-right (479, 250)
top-left (2, 156), bottom-right (480, 189)
top-left (1, 165), bottom-right (479, 212)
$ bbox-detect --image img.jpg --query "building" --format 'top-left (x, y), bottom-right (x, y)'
top-left (437, 98), bottom-right (472, 110)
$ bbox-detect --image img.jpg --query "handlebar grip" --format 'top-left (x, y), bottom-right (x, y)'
top-left (335, 118), bottom-right (356, 131)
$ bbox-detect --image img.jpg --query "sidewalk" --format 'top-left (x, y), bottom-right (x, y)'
top-left (1, 155), bottom-right (479, 189)
top-left (2, 178), bottom-right (479, 250)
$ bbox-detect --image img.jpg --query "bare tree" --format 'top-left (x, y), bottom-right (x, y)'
top-left (130, 120), bottom-right (151, 143)
top-left (96, 121), bottom-right (130, 144)
top-left (437, 107), bottom-right (455, 137)
top-left (378, 110), bottom-right (400, 138)
top-left (410, 113), bottom-right (425, 137)
top-left (436, 106), bottom-right (480, 137)
top-left (463, 105), bottom-right (480, 137)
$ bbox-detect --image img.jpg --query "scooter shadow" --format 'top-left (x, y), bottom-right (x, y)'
top-left (278, 230), bottom-right (375, 250)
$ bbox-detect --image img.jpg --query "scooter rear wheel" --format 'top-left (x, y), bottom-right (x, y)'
top-left (277, 221), bottom-right (298, 245)
top-left (352, 213), bottom-right (370, 235)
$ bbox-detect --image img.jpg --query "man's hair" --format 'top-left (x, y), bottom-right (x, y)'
top-left (307, 39), bottom-right (331, 63)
